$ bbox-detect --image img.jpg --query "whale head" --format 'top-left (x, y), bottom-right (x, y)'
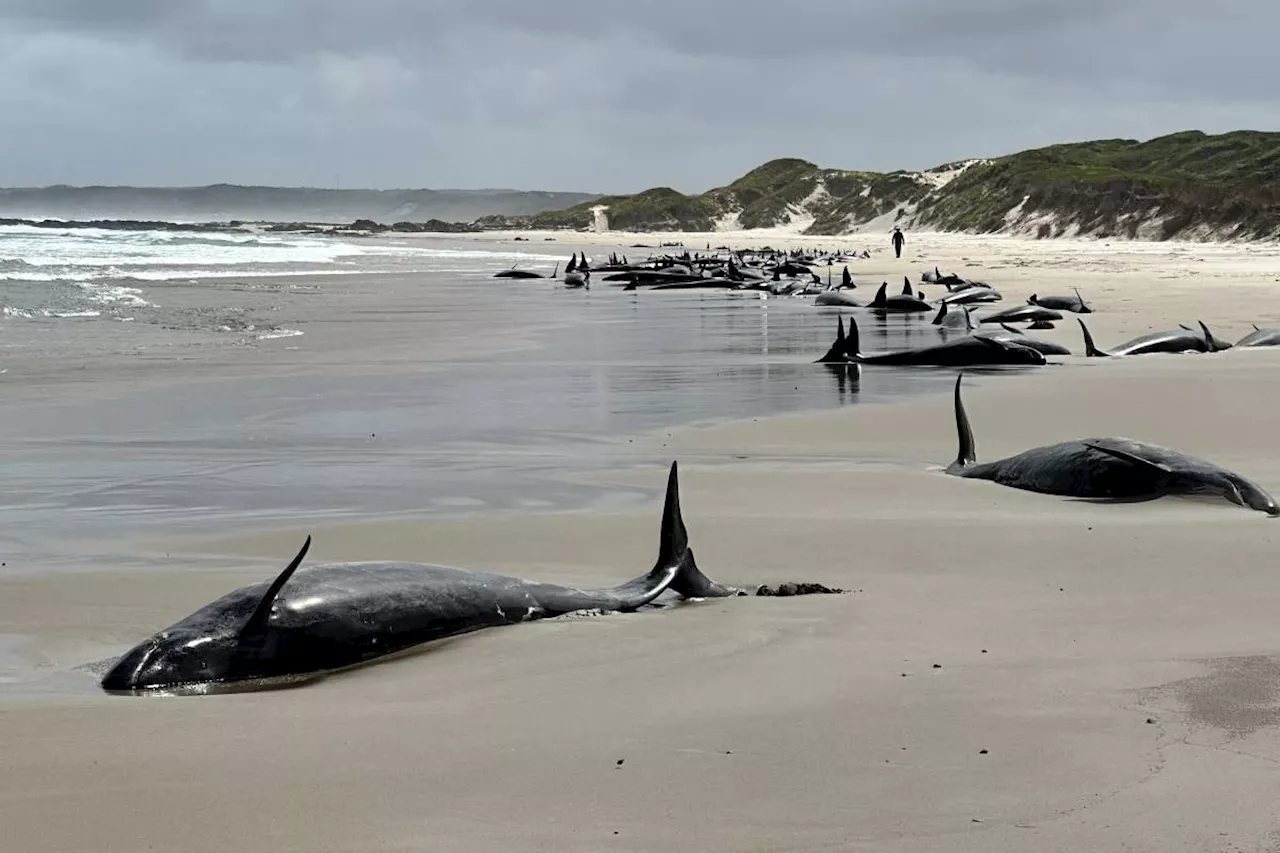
top-left (100, 624), bottom-right (249, 694)
top-left (101, 537), bottom-right (315, 694)
top-left (1226, 475), bottom-right (1280, 517)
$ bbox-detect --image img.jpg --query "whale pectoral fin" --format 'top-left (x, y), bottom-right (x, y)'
top-left (1082, 443), bottom-right (1174, 474)
top-left (1221, 480), bottom-right (1246, 507)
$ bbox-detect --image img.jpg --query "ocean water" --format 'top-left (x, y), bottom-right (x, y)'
top-left (0, 228), bottom-right (1035, 572)
top-left (0, 224), bottom-right (560, 353)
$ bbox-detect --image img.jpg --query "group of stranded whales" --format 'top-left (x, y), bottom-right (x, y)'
top-left (496, 247), bottom-right (879, 296)
top-left (103, 254), bottom-right (1280, 697)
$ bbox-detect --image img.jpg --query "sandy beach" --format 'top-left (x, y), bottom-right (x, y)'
top-left (5, 229), bottom-right (1280, 852)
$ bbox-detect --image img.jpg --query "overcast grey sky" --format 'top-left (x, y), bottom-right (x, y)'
top-left (0, 1), bottom-right (1273, 193)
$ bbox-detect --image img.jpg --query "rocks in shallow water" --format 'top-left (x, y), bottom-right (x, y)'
top-left (754, 582), bottom-right (845, 596)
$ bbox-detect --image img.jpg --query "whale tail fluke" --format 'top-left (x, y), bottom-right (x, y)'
top-left (1077, 319), bottom-right (1109, 357)
top-left (945, 374), bottom-right (977, 475)
top-left (651, 462), bottom-right (737, 599)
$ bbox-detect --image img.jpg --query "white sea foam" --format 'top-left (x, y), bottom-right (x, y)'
top-left (255, 328), bottom-right (305, 341)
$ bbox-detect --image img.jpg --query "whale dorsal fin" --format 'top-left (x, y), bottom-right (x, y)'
top-left (947, 373), bottom-right (977, 473)
top-left (1199, 321), bottom-right (1231, 352)
top-left (240, 536), bottom-right (312, 639)
top-left (1077, 318), bottom-right (1109, 357)
top-left (653, 463), bottom-right (688, 570)
top-left (871, 282), bottom-right (887, 307)
top-left (1082, 442), bottom-right (1173, 474)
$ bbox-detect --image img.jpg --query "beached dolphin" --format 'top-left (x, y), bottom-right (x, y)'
top-left (494, 262), bottom-right (558, 280)
top-left (978, 305), bottom-right (1062, 325)
top-left (939, 285), bottom-right (1002, 306)
top-left (922, 267), bottom-right (966, 286)
top-left (101, 463), bottom-right (748, 695)
top-left (1077, 319), bottom-right (1231, 357)
top-left (943, 374), bottom-right (1278, 515)
top-left (975, 323), bottom-right (1072, 356)
top-left (1235, 325), bottom-right (1280, 348)
top-left (1028, 288), bottom-right (1091, 313)
top-left (869, 281), bottom-right (931, 313)
top-left (932, 301), bottom-right (975, 331)
top-left (564, 253), bottom-right (590, 288)
top-left (815, 290), bottom-right (863, 307)
top-left (817, 317), bottom-right (1045, 367)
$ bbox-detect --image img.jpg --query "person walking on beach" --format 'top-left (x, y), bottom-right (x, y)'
top-left (891, 226), bottom-right (905, 259)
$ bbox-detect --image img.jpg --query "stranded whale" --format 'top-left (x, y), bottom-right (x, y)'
top-left (1235, 324), bottom-right (1280, 348)
top-left (815, 317), bottom-right (1046, 367)
top-left (101, 463), bottom-right (746, 695)
top-left (943, 374), bottom-right (1278, 515)
top-left (1078, 319), bottom-right (1231, 356)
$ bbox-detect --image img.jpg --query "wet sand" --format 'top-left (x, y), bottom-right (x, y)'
top-left (5, 231), bottom-right (1280, 851)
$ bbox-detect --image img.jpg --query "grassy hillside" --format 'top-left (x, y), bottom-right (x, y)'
top-left (914, 130), bottom-right (1280, 240)
top-left (482, 130), bottom-right (1280, 242)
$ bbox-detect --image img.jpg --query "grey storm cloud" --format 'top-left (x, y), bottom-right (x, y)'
top-left (0, 1), bottom-right (1274, 191)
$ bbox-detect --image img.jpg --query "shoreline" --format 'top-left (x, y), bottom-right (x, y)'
top-left (7, 348), bottom-right (1280, 851)
top-left (7, 228), bottom-right (1280, 850)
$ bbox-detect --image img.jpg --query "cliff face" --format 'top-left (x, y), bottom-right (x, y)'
top-left (491, 131), bottom-right (1280, 242)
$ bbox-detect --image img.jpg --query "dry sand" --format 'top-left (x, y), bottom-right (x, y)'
top-left (6, 230), bottom-right (1280, 851)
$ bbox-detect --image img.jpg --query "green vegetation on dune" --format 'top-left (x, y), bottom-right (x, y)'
top-left (917, 131), bottom-right (1280, 239)
top-left (479, 130), bottom-right (1280, 241)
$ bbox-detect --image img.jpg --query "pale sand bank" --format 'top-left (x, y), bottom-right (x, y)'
top-left (5, 232), bottom-right (1280, 851)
